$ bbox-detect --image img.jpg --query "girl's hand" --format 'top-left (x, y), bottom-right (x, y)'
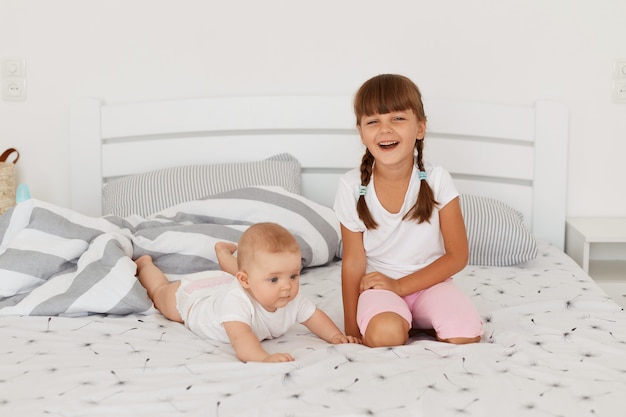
top-left (359, 271), bottom-right (400, 294)
top-left (330, 333), bottom-right (362, 344)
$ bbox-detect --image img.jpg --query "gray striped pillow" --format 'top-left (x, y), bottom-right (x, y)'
top-left (459, 194), bottom-right (538, 266)
top-left (103, 153), bottom-right (301, 217)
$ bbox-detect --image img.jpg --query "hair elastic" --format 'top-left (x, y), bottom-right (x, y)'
top-left (358, 185), bottom-right (367, 196)
top-left (418, 171), bottom-right (427, 180)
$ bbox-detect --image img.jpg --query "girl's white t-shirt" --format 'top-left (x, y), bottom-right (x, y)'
top-left (334, 163), bottom-right (459, 279)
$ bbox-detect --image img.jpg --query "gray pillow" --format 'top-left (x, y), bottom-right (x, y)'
top-left (459, 194), bottom-right (538, 266)
top-left (102, 153), bottom-right (301, 217)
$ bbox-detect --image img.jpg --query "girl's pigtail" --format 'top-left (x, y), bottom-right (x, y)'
top-left (404, 139), bottom-right (438, 224)
top-left (357, 149), bottom-right (378, 229)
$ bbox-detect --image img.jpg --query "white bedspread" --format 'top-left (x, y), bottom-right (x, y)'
top-left (2, 242), bottom-right (625, 417)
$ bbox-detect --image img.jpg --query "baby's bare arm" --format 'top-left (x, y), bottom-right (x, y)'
top-left (303, 308), bottom-right (362, 344)
top-left (223, 321), bottom-right (294, 363)
top-left (214, 242), bottom-right (238, 275)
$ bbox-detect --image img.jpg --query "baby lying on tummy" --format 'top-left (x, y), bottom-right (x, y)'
top-left (135, 222), bottom-right (360, 362)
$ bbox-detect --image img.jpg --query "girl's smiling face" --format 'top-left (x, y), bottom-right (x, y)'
top-left (358, 109), bottom-right (426, 168)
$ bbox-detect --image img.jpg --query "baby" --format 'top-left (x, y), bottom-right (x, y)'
top-left (135, 222), bottom-right (360, 362)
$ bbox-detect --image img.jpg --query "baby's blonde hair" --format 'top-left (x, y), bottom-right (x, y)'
top-left (236, 222), bottom-right (301, 271)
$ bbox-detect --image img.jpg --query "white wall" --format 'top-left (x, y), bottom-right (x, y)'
top-left (1, 0), bottom-right (625, 217)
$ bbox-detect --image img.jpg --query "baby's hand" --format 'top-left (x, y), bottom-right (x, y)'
top-left (330, 334), bottom-right (362, 344)
top-left (263, 352), bottom-right (295, 363)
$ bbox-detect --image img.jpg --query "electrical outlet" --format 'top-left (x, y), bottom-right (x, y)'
top-left (614, 81), bottom-right (626, 102)
top-left (2, 78), bottom-right (26, 101)
top-left (1, 57), bottom-right (26, 102)
top-left (613, 59), bottom-right (626, 103)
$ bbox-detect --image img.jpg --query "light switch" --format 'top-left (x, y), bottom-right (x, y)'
top-left (1, 57), bottom-right (25, 78)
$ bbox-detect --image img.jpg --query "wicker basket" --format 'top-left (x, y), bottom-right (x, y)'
top-left (0, 148), bottom-right (19, 215)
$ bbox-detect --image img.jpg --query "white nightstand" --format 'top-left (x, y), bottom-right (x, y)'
top-left (565, 218), bottom-right (626, 308)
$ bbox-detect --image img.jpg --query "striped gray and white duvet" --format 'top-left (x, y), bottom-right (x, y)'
top-left (0, 186), bottom-right (340, 316)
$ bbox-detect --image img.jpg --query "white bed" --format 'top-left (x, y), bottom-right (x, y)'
top-left (2, 95), bottom-right (626, 417)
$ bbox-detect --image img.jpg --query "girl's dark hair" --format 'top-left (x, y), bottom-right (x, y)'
top-left (354, 74), bottom-right (438, 229)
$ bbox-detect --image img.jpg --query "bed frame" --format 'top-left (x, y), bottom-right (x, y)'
top-left (69, 96), bottom-right (568, 248)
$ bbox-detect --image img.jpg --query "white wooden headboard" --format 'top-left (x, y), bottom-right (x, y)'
top-left (69, 96), bottom-right (568, 249)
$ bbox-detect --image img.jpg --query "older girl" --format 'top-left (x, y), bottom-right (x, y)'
top-left (334, 74), bottom-right (482, 347)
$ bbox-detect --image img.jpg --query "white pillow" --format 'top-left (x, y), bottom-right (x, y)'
top-left (459, 194), bottom-right (538, 266)
top-left (102, 153), bottom-right (301, 217)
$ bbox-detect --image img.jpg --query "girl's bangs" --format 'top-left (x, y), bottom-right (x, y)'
top-left (354, 75), bottom-right (421, 120)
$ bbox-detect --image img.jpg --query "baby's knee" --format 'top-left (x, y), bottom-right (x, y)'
top-left (363, 312), bottom-right (410, 347)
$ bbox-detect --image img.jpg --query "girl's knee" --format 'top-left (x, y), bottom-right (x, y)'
top-left (363, 312), bottom-right (410, 347)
